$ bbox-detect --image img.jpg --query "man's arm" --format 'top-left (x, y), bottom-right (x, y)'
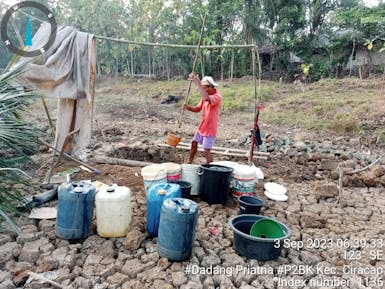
top-left (189, 73), bottom-right (210, 101)
top-left (183, 103), bottom-right (201, 112)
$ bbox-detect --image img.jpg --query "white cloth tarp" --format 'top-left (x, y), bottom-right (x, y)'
top-left (14, 23), bottom-right (95, 101)
top-left (13, 24), bottom-right (96, 159)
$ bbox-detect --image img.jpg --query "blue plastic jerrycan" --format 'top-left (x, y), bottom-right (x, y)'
top-left (157, 198), bottom-right (199, 261)
top-left (146, 183), bottom-right (181, 237)
top-left (56, 181), bottom-right (96, 240)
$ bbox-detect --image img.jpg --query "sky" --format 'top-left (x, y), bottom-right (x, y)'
top-left (363, 0), bottom-right (381, 6)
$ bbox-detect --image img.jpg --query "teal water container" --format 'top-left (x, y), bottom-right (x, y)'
top-left (158, 198), bottom-right (199, 261)
top-left (56, 182), bottom-right (96, 240)
top-left (147, 183), bottom-right (181, 237)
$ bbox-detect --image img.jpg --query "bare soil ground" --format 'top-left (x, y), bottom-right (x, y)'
top-left (2, 77), bottom-right (385, 289)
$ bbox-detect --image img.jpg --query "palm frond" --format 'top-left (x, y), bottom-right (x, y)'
top-left (0, 61), bottom-right (41, 234)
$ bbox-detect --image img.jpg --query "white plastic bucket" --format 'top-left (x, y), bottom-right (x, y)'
top-left (141, 164), bottom-right (167, 194)
top-left (162, 162), bottom-right (182, 181)
top-left (232, 164), bottom-right (257, 197)
top-left (181, 164), bottom-right (200, 195)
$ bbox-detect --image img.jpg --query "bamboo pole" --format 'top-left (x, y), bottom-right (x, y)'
top-left (93, 156), bottom-right (154, 167)
top-left (96, 35), bottom-right (254, 50)
top-left (179, 12), bottom-right (207, 126)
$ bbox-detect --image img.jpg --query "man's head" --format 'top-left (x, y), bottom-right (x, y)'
top-left (200, 76), bottom-right (218, 94)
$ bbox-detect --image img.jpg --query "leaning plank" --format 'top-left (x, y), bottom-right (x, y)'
top-left (177, 141), bottom-right (270, 156)
top-left (93, 156), bottom-right (154, 167)
top-left (158, 143), bottom-right (268, 160)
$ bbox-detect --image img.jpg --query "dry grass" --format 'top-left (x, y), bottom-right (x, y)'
top-left (95, 76), bottom-right (385, 138)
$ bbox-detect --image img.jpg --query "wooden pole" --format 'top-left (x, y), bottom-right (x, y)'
top-left (179, 12), bottom-right (208, 127)
top-left (41, 96), bottom-right (56, 136)
top-left (93, 156), bottom-right (154, 167)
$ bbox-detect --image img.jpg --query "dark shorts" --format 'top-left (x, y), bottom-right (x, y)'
top-left (193, 132), bottom-right (216, 149)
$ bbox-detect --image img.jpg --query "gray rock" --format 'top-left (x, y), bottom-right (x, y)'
top-left (84, 255), bottom-right (103, 266)
top-left (153, 279), bottom-right (174, 289)
top-left (19, 242), bottom-right (40, 263)
top-left (16, 232), bottom-right (42, 245)
top-left (140, 252), bottom-right (159, 263)
top-left (0, 242), bottom-right (21, 265)
top-left (181, 281), bottom-right (203, 289)
top-left (0, 272), bottom-right (11, 284)
top-left (319, 159), bottom-right (338, 171)
top-left (201, 255), bottom-right (221, 267)
top-left (99, 264), bottom-right (117, 278)
top-left (121, 279), bottom-right (145, 289)
top-left (38, 220), bottom-right (55, 232)
top-left (121, 259), bottom-right (154, 278)
top-left (156, 257), bottom-right (170, 270)
top-left (19, 224), bottom-right (38, 233)
top-left (93, 283), bottom-right (109, 289)
top-left (293, 141), bottom-right (307, 151)
top-left (124, 228), bottom-right (146, 251)
top-left (202, 276), bottom-right (215, 289)
top-left (0, 279), bottom-right (16, 289)
top-left (106, 272), bottom-right (129, 286)
top-left (0, 235), bottom-right (12, 246)
top-left (137, 266), bottom-right (167, 281)
top-left (73, 276), bottom-right (93, 289)
top-left (144, 240), bottom-right (157, 253)
top-left (220, 253), bottom-right (245, 267)
top-left (172, 271), bottom-right (188, 287)
top-left (314, 181), bottom-right (338, 199)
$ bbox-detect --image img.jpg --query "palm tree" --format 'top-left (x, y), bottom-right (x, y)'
top-left (0, 64), bottom-right (40, 234)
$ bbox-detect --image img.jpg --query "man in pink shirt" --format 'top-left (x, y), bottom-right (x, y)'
top-left (183, 73), bottom-right (222, 163)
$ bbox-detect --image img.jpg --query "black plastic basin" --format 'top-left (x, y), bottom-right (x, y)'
top-left (228, 214), bottom-right (291, 260)
top-left (238, 196), bottom-right (264, 214)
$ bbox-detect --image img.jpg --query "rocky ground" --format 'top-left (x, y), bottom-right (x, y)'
top-left (1, 79), bottom-right (385, 289)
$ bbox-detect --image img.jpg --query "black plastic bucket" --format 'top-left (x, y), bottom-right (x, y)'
top-left (169, 181), bottom-right (192, 198)
top-left (198, 164), bottom-right (233, 205)
top-left (238, 196), bottom-right (264, 214)
top-left (228, 214), bottom-right (291, 260)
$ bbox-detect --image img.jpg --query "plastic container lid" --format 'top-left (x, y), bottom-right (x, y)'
top-left (74, 187), bottom-right (84, 193)
top-left (250, 219), bottom-right (285, 238)
top-left (210, 161), bottom-right (239, 170)
top-left (162, 162), bottom-right (181, 175)
top-left (264, 190), bottom-right (288, 202)
top-left (264, 182), bottom-right (287, 195)
top-left (141, 164), bottom-right (167, 180)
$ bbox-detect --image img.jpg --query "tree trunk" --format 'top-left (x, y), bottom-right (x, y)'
top-left (130, 50), bottom-right (134, 78)
top-left (349, 39), bottom-right (356, 77)
top-left (230, 49), bottom-right (234, 81)
top-left (148, 50), bottom-right (151, 78)
top-left (201, 50), bottom-right (205, 77)
top-left (220, 48), bottom-right (224, 81)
